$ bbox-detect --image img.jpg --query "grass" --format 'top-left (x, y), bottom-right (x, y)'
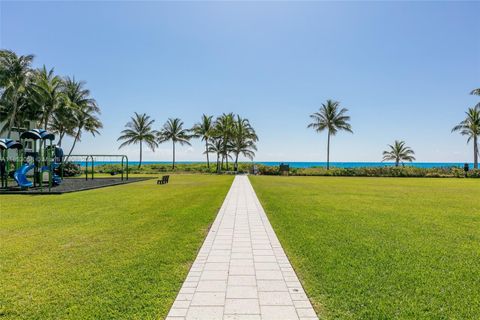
top-left (249, 176), bottom-right (480, 319)
top-left (0, 174), bottom-right (233, 319)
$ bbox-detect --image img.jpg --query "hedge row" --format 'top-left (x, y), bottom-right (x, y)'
top-left (257, 165), bottom-right (480, 178)
top-left (64, 162), bottom-right (480, 178)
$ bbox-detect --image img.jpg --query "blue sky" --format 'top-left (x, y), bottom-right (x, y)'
top-left (1, 1), bottom-right (479, 162)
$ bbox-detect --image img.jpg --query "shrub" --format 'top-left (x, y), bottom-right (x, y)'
top-left (257, 164), bottom-right (280, 175)
top-left (291, 166), bottom-right (479, 178)
top-left (59, 161), bottom-right (82, 177)
top-left (467, 169), bottom-right (480, 178)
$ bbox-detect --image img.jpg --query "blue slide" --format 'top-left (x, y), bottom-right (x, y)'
top-left (13, 164), bottom-right (34, 188)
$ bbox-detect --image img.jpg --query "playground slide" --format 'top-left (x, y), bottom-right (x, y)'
top-left (13, 164), bottom-right (35, 188)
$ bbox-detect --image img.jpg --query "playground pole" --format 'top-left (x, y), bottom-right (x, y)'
top-left (48, 140), bottom-right (52, 192)
top-left (19, 137), bottom-right (24, 168)
top-left (121, 156), bottom-right (124, 181)
top-left (1, 150), bottom-right (5, 188)
top-left (91, 156), bottom-right (94, 180)
top-left (85, 156), bottom-right (89, 180)
top-left (33, 140), bottom-right (37, 188)
top-left (61, 152), bottom-right (64, 180)
top-left (40, 140), bottom-right (44, 192)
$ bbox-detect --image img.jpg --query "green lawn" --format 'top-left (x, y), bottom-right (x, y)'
top-left (0, 175), bottom-right (233, 319)
top-left (250, 176), bottom-right (480, 320)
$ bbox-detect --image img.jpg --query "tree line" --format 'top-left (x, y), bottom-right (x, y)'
top-left (308, 92), bottom-right (480, 169)
top-left (0, 50), bottom-right (102, 158)
top-left (2, 50), bottom-right (478, 170)
top-left (118, 112), bottom-right (258, 171)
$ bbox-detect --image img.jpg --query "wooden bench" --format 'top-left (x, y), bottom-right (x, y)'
top-left (157, 175), bottom-right (170, 185)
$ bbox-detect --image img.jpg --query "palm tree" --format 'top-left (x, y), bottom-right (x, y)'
top-left (117, 112), bottom-right (158, 168)
top-left (214, 113), bottom-right (235, 170)
top-left (158, 118), bottom-right (191, 169)
top-left (64, 106), bottom-right (101, 161)
top-left (470, 88), bottom-right (480, 96)
top-left (452, 105), bottom-right (480, 169)
top-left (308, 100), bottom-right (353, 170)
top-left (67, 91), bottom-right (103, 160)
top-left (207, 137), bottom-right (223, 173)
top-left (49, 77), bottom-right (84, 146)
top-left (0, 90), bottom-right (32, 135)
top-left (191, 114), bottom-right (214, 168)
top-left (49, 103), bottom-right (75, 147)
top-left (0, 50), bottom-right (34, 137)
top-left (382, 140), bottom-right (416, 166)
top-left (29, 66), bottom-right (62, 129)
top-left (231, 115), bottom-right (258, 171)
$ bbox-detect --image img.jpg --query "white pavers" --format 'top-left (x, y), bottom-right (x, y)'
top-left (166, 176), bottom-right (318, 320)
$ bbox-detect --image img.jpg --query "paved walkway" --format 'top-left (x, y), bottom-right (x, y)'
top-left (166, 176), bottom-right (318, 320)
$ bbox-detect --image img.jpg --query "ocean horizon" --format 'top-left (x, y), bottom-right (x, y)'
top-left (74, 161), bottom-right (474, 169)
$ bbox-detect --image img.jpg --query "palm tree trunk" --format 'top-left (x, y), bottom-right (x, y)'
top-left (205, 140), bottom-right (210, 168)
top-left (138, 140), bottom-right (143, 168)
top-left (217, 154), bottom-right (220, 173)
top-left (474, 135), bottom-right (478, 169)
top-left (226, 153), bottom-right (229, 171)
top-left (234, 153), bottom-right (239, 171)
top-left (65, 129), bottom-right (81, 161)
top-left (172, 141), bottom-right (176, 169)
top-left (58, 131), bottom-right (65, 147)
top-left (395, 158), bottom-right (400, 167)
top-left (326, 131), bottom-right (331, 170)
top-left (44, 113), bottom-right (49, 130)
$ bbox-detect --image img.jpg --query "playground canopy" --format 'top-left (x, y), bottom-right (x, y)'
top-left (20, 129), bottom-right (55, 141)
top-left (0, 139), bottom-right (23, 150)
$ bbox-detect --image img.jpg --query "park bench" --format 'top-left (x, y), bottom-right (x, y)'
top-left (157, 175), bottom-right (170, 185)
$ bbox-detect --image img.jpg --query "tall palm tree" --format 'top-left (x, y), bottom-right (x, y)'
top-left (49, 103), bottom-right (75, 147)
top-left (65, 102), bottom-right (103, 160)
top-left (158, 118), bottom-right (191, 169)
top-left (231, 115), bottom-right (258, 171)
top-left (382, 140), bottom-right (416, 167)
top-left (214, 113), bottom-right (235, 170)
top-left (308, 100), bottom-right (353, 170)
top-left (452, 105), bottom-right (480, 169)
top-left (470, 88), bottom-right (480, 96)
top-left (0, 50), bottom-right (34, 137)
top-left (191, 114), bottom-right (214, 168)
top-left (0, 91), bottom-right (32, 135)
top-left (117, 112), bottom-right (158, 168)
top-left (49, 77), bottom-right (84, 146)
top-left (65, 89), bottom-right (102, 159)
top-left (29, 66), bottom-right (62, 129)
top-left (207, 137), bottom-right (224, 173)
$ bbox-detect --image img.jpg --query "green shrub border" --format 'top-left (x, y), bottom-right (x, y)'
top-left (81, 163), bottom-right (480, 178)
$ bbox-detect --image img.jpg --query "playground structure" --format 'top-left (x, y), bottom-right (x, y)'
top-left (0, 139), bottom-right (23, 188)
top-left (1, 129), bottom-right (61, 192)
top-left (1, 129), bottom-right (130, 194)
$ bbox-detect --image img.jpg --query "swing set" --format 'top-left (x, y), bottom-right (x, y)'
top-left (68, 154), bottom-right (129, 181)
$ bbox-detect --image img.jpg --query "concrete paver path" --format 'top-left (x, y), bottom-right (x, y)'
top-left (166, 176), bottom-right (318, 320)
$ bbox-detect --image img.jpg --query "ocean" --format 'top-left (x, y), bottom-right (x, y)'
top-left (74, 161), bottom-right (474, 169)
